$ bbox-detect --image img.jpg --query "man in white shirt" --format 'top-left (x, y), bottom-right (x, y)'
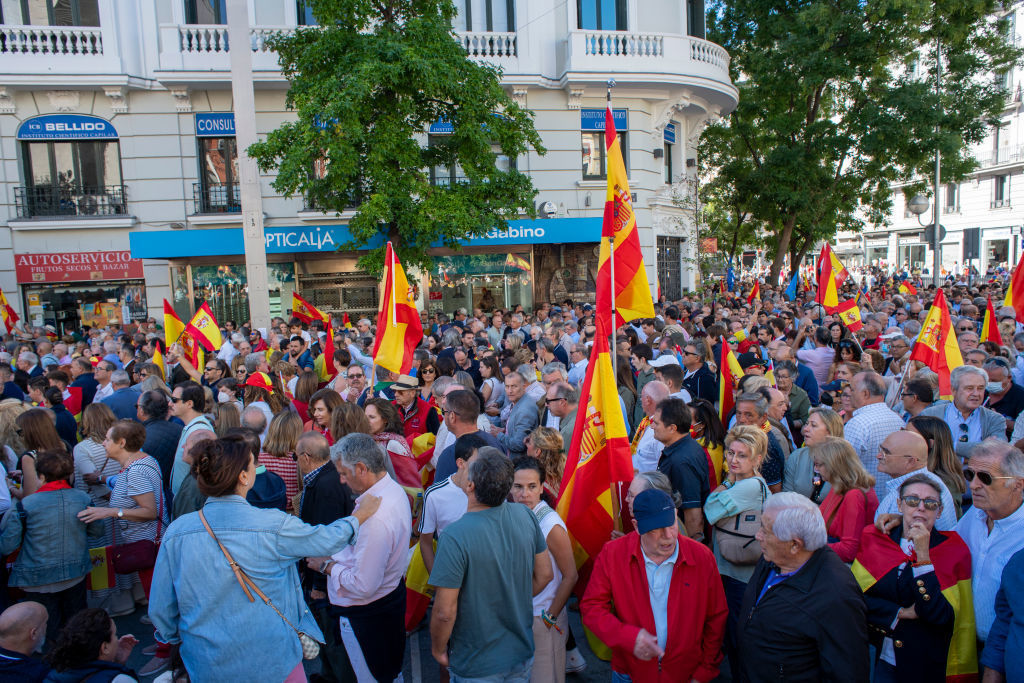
top-left (418, 440), bottom-right (471, 574)
top-left (845, 371), bottom-right (907, 499)
top-left (217, 333), bottom-right (245, 363)
top-left (567, 342), bottom-right (589, 388)
top-left (92, 360), bottom-right (115, 402)
top-left (308, 433), bottom-right (411, 683)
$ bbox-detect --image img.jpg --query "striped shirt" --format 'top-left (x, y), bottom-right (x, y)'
top-left (417, 475), bottom-right (467, 536)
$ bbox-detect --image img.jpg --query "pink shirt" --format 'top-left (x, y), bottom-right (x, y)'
top-left (327, 474), bottom-right (412, 606)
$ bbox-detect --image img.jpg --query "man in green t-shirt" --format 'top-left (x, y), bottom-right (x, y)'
top-left (429, 447), bottom-right (551, 680)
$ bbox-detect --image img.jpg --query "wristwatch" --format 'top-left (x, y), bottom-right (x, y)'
top-left (319, 559), bottom-right (334, 575)
top-left (116, 508), bottom-right (124, 519)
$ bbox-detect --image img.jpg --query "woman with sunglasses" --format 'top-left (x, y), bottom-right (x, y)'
top-left (418, 358), bottom-right (441, 405)
top-left (852, 474), bottom-right (973, 683)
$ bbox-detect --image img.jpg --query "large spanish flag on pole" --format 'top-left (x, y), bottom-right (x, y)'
top-left (816, 244), bottom-right (848, 314)
top-left (184, 302), bottom-right (223, 353)
top-left (372, 242), bottom-right (422, 376)
top-left (909, 289), bottom-right (962, 400)
top-left (595, 92), bottom-right (654, 331)
top-left (718, 337), bottom-right (745, 424)
top-left (852, 528), bottom-right (976, 681)
top-left (557, 317), bottom-right (634, 568)
top-left (980, 296), bottom-right (1002, 345)
top-left (163, 300), bottom-right (185, 345)
top-left (1004, 252), bottom-right (1024, 322)
top-left (292, 292), bottom-right (329, 326)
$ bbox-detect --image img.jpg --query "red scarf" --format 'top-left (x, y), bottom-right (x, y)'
top-left (36, 480), bottom-right (71, 493)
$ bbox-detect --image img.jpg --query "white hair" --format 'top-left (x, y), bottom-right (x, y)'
top-left (950, 365), bottom-right (987, 392)
top-left (764, 492), bottom-right (827, 551)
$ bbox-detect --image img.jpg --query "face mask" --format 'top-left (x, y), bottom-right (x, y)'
top-left (986, 382), bottom-right (1004, 394)
top-left (218, 392), bottom-right (232, 404)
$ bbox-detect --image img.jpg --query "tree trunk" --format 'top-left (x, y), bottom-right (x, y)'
top-left (769, 215), bottom-right (796, 281)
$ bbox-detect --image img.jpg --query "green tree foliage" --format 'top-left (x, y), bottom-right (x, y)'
top-left (249, 0), bottom-right (545, 273)
top-left (701, 0), bottom-right (1020, 280)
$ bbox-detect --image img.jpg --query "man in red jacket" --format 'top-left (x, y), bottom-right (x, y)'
top-left (581, 489), bottom-right (727, 682)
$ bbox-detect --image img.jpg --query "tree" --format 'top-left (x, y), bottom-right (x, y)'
top-left (248, 0), bottom-right (546, 274)
top-left (703, 0), bottom-right (1020, 281)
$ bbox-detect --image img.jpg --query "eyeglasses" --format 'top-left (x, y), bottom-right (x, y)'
top-left (204, 366), bottom-right (217, 372)
top-left (421, 368), bottom-right (436, 374)
top-left (958, 423), bottom-right (969, 443)
top-left (964, 468), bottom-right (1017, 486)
top-left (293, 451), bottom-right (311, 462)
top-left (347, 373), bottom-right (364, 379)
top-left (900, 494), bottom-right (941, 511)
top-left (878, 445), bottom-right (913, 459)
top-left (547, 397), bottom-right (566, 404)
top-left (170, 397), bottom-right (184, 403)
top-left (682, 350), bottom-right (699, 357)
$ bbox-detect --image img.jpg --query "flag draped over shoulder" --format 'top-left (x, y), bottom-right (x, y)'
top-left (185, 302), bottom-right (223, 353)
top-left (556, 318), bottom-right (633, 568)
top-left (372, 242), bottom-right (422, 376)
top-left (718, 337), bottom-right (745, 423)
top-left (851, 528), bottom-right (977, 682)
top-left (595, 102), bottom-right (654, 330)
top-left (292, 292), bottom-right (329, 326)
top-left (1005, 252), bottom-right (1024, 322)
top-left (980, 296), bottom-right (1002, 345)
top-left (909, 289), bottom-right (962, 400)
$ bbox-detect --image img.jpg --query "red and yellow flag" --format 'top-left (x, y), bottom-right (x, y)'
top-left (836, 298), bottom-right (863, 332)
top-left (292, 292), bottom-right (329, 326)
top-left (504, 253), bottom-right (531, 271)
top-left (718, 336), bottom-right (745, 423)
top-left (816, 244), bottom-right (847, 313)
top-left (372, 242), bottom-right (422, 375)
top-left (179, 330), bottom-right (204, 371)
top-left (899, 281), bottom-right (918, 295)
top-left (980, 296), bottom-right (1003, 346)
top-left (746, 281), bottom-right (760, 305)
top-left (0, 289), bottom-right (19, 334)
top-left (1004, 252), bottom-right (1024, 322)
top-left (595, 100), bottom-right (654, 330)
top-left (557, 318), bottom-right (634, 568)
top-left (184, 302), bottom-right (223, 353)
top-left (152, 344), bottom-right (166, 381)
top-left (341, 313), bottom-right (353, 330)
top-left (163, 299), bottom-right (185, 345)
top-left (909, 289), bottom-right (962, 400)
top-left (852, 528), bottom-right (976, 681)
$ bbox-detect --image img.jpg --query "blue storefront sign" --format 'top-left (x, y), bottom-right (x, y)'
top-left (129, 217), bottom-right (604, 259)
top-left (195, 113), bottom-right (236, 137)
top-left (429, 119), bottom-right (454, 134)
top-left (664, 122), bottom-right (676, 144)
top-left (16, 114), bottom-right (118, 140)
top-left (580, 108), bottom-right (628, 131)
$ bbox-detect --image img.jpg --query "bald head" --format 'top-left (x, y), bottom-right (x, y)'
top-left (0, 601), bottom-right (47, 655)
top-left (878, 430), bottom-right (929, 478)
top-left (641, 380), bottom-right (671, 414)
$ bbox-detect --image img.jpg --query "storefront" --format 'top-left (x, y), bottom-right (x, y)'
top-left (15, 250), bottom-right (146, 333)
top-left (130, 217), bottom-right (604, 320)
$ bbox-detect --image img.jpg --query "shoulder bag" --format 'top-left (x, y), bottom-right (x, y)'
top-left (199, 509), bottom-right (321, 659)
top-left (110, 462), bottom-right (164, 574)
top-left (713, 479), bottom-right (769, 565)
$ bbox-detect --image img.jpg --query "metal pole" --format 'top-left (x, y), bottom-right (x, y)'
top-left (932, 37), bottom-right (942, 288)
top-left (226, 0), bottom-right (271, 330)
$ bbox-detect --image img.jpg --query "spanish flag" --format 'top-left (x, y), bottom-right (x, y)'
top-left (0, 289), bottom-right (19, 334)
top-left (746, 281), bottom-right (760, 304)
top-left (899, 280), bottom-right (918, 295)
top-left (836, 298), bottom-right (864, 332)
top-left (372, 242), bottom-right (422, 375)
top-left (1004, 252), bottom-right (1024, 322)
top-left (595, 97), bottom-right (654, 330)
top-left (909, 289), bottom-right (962, 400)
top-left (341, 313), bottom-right (353, 330)
top-left (292, 292), bottom-right (329, 326)
top-left (315, 318), bottom-right (338, 382)
top-left (184, 302), bottom-right (223, 353)
top-left (163, 299), bottom-right (185, 345)
top-left (505, 253), bottom-right (531, 271)
top-left (980, 296), bottom-right (1002, 346)
top-left (180, 330), bottom-right (204, 371)
top-left (152, 344), bottom-right (166, 381)
top-left (816, 244), bottom-right (847, 313)
top-left (718, 336), bottom-right (745, 423)
top-left (852, 527), bottom-right (977, 682)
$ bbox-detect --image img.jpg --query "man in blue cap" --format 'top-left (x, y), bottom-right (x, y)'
top-left (581, 488), bottom-right (727, 682)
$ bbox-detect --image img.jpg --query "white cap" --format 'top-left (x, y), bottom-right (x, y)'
top-left (649, 354), bottom-right (680, 368)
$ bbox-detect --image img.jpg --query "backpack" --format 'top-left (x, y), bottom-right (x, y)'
top-left (713, 479), bottom-right (769, 566)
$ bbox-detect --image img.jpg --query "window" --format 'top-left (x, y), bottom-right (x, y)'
top-left (19, 140), bottom-right (124, 217)
top-left (582, 131), bottom-right (628, 180)
top-left (663, 123), bottom-right (677, 184)
top-left (687, 0), bottom-right (705, 38)
top-left (993, 175), bottom-right (1010, 208)
top-left (296, 0), bottom-right (315, 25)
top-left (577, 0), bottom-right (626, 30)
top-left (944, 182), bottom-right (958, 213)
top-left (657, 236), bottom-right (684, 300)
top-left (184, 0), bottom-right (226, 24)
top-left (455, 0), bottom-right (514, 32)
top-left (428, 134), bottom-right (467, 186)
top-left (196, 137), bottom-right (239, 212)
top-left (5, 0), bottom-right (99, 25)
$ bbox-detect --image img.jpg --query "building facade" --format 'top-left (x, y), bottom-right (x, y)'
top-left (0, 0), bottom-right (736, 330)
top-left (840, 3), bottom-right (1023, 278)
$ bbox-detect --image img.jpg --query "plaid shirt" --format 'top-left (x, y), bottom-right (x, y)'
top-left (844, 401), bottom-right (906, 500)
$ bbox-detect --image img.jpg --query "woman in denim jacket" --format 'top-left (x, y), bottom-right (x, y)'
top-left (0, 449), bottom-right (100, 643)
top-left (149, 437), bottom-right (380, 682)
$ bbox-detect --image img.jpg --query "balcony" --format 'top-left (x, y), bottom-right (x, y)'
top-left (0, 24), bottom-right (102, 56)
top-left (562, 31), bottom-right (736, 111)
top-left (458, 31), bottom-right (517, 66)
top-left (0, 24), bottom-right (127, 78)
top-left (991, 198), bottom-right (1011, 209)
top-left (157, 24), bottom-right (290, 77)
top-left (14, 185), bottom-right (127, 219)
top-left (977, 145), bottom-right (1024, 168)
top-left (193, 182), bottom-right (241, 214)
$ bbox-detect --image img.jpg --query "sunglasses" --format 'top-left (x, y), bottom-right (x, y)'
top-left (958, 423), bottom-right (969, 443)
top-left (204, 367), bottom-right (217, 372)
top-left (171, 397), bottom-right (184, 403)
top-left (964, 468), bottom-right (1017, 486)
top-left (900, 494), bottom-right (941, 511)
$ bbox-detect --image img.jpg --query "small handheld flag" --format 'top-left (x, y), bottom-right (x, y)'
top-left (292, 292), bottom-right (329, 326)
top-left (980, 296), bottom-right (1003, 346)
top-left (184, 302), bottom-right (223, 353)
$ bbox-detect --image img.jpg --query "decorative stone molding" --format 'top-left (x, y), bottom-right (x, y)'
top-left (510, 87), bottom-right (527, 108)
top-left (0, 88), bottom-right (14, 114)
top-left (687, 110), bottom-right (722, 149)
top-left (566, 88), bottom-right (585, 110)
top-left (103, 87), bottom-right (128, 113)
top-left (170, 88), bottom-right (192, 113)
top-left (46, 90), bottom-right (79, 112)
top-left (650, 92), bottom-right (694, 145)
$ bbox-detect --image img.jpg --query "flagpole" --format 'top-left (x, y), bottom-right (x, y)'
top-left (607, 80), bottom-right (618, 382)
top-left (389, 242), bottom-right (397, 328)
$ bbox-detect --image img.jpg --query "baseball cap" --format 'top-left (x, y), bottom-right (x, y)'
top-left (649, 354), bottom-right (680, 368)
top-left (632, 489), bottom-right (676, 535)
top-left (737, 352), bottom-right (766, 370)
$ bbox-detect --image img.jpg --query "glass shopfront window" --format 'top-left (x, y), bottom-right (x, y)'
top-left (170, 262), bottom-right (296, 326)
top-left (429, 253), bottom-right (532, 315)
top-left (24, 280), bottom-right (146, 335)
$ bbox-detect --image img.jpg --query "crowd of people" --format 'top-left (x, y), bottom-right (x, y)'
top-left (0, 269), bottom-right (1020, 682)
